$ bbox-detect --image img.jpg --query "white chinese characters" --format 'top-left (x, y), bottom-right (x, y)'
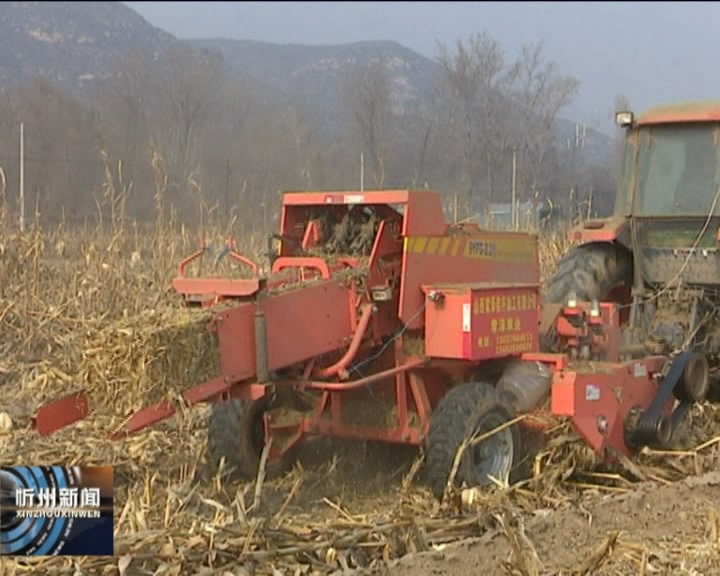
top-left (14, 487), bottom-right (101, 509)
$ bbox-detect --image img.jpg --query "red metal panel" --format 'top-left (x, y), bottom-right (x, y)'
top-left (423, 283), bottom-right (540, 361)
top-left (568, 216), bottom-right (628, 244)
top-left (424, 290), bottom-right (469, 359)
top-left (636, 101), bottom-right (720, 125)
top-left (214, 280), bottom-right (355, 381)
top-left (280, 189), bottom-right (447, 236)
top-left (32, 392), bottom-right (89, 436)
top-left (469, 285), bottom-right (539, 360)
top-left (551, 356), bottom-right (669, 456)
top-left (400, 232), bottom-right (540, 329)
top-left (263, 280), bottom-right (354, 371)
top-left (402, 191), bottom-right (448, 237)
top-left (214, 303), bottom-right (257, 382)
top-left (282, 189), bottom-right (412, 206)
top-left (173, 277), bottom-right (261, 298)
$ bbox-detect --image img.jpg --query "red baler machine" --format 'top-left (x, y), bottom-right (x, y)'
top-left (33, 189), bottom-right (695, 499)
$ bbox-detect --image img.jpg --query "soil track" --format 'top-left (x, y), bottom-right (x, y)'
top-left (205, 432), bottom-right (720, 575)
top-left (123, 415), bottom-right (720, 576)
top-left (225, 429), bottom-right (720, 575)
top-left (262, 439), bottom-right (720, 576)
top-left (376, 472), bottom-right (720, 575)
top-left (256, 435), bottom-right (720, 575)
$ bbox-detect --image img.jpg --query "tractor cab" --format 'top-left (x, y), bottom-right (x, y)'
top-left (571, 103), bottom-right (720, 288)
top-left (617, 105), bottom-right (720, 288)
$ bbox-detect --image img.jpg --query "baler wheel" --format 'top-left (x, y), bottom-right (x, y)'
top-left (543, 241), bottom-right (632, 304)
top-left (207, 397), bottom-right (268, 482)
top-left (425, 382), bottom-right (523, 500)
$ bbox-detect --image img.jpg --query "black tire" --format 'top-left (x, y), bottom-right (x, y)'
top-left (425, 381), bottom-right (524, 501)
top-left (207, 398), bottom-right (267, 481)
top-left (543, 242), bottom-right (633, 304)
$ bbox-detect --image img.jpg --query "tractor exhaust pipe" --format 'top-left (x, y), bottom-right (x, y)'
top-left (255, 310), bottom-right (270, 383)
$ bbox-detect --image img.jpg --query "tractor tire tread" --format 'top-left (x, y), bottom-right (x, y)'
top-left (544, 241), bottom-right (632, 304)
top-left (207, 398), bottom-right (262, 482)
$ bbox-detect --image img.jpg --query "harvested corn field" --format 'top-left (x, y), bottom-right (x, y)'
top-left (2, 218), bottom-right (720, 576)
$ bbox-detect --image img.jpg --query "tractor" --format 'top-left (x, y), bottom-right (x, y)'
top-left (542, 101), bottom-right (720, 453)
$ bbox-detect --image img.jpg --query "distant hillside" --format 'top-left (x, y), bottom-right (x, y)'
top-left (0, 1), bottom-right (612, 168)
top-left (189, 37), bottom-right (613, 165)
top-left (188, 38), bottom-right (441, 132)
top-left (0, 1), bottom-right (174, 92)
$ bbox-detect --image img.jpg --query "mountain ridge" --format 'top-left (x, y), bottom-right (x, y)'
top-left (0, 1), bottom-right (613, 168)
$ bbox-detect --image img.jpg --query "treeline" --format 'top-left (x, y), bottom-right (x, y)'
top-left (0, 32), bottom-right (617, 232)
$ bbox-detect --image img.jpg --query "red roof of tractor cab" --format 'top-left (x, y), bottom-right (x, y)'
top-left (637, 100), bottom-right (720, 125)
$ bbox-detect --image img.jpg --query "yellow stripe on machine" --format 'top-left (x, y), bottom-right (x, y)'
top-left (439, 237), bottom-right (451, 255)
top-left (463, 236), bottom-right (536, 262)
top-left (403, 235), bottom-right (536, 262)
top-left (451, 238), bottom-right (461, 256)
top-left (413, 237), bottom-right (428, 254)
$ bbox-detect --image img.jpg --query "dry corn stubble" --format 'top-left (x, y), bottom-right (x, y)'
top-left (2, 212), bottom-right (720, 576)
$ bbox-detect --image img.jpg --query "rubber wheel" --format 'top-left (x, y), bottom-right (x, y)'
top-left (543, 242), bottom-right (633, 304)
top-left (207, 398), bottom-right (267, 481)
top-left (425, 382), bottom-right (523, 501)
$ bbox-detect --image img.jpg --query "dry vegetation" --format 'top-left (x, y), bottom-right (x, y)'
top-left (1, 162), bottom-right (720, 575)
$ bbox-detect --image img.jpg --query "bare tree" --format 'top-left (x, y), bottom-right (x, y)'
top-left (9, 77), bottom-right (102, 223)
top-left (144, 45), bottom-right (224, 211)
top-left (0, 28), bottom-right (590, 235)
top-left (437, 33), bottom-right (506, 210)
top-left (506, 41), bottom-right (580, 202)
top-left (341, 58), bottom-right (393, 189)
top-left (410, 79), bottom-right (442, 188)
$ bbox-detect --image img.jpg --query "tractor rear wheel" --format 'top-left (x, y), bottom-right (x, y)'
top-left (543, 241), bottom-right (633, 304)
top-left (425, 382), bottom-right (523, 501)
top-left (207, 397), bottom-right (268, 481)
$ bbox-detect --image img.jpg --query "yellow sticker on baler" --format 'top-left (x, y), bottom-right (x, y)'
top-left (473, 293), bottom-right (537, 315)
top-left (403, 235), bottom-right (535, 262)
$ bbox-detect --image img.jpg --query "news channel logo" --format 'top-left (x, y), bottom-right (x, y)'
top-left (0, 465), bottom-right (114, 556)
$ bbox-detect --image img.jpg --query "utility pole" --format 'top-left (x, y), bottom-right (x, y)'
top-left (511, 147), bottom-right (517, 231)
top-left (360, 152), bottom-right (364, 192)
top-left (224, 159), bottom-right (230, 216)
top-left (19, 122), bottom-right (24, 233)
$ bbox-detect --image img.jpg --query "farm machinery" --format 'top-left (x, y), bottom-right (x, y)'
top-left (32, 101), bottom-right (720, 497)
top-left (540, 102), bottom-right (720, 457)
top-left (35, 189), bottom-right (554, 498)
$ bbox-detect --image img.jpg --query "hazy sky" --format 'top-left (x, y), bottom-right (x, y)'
top-left (125, 1), bottom-right (719, 133)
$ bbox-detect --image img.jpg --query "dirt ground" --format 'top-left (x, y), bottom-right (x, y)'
top-left (269, 436), bottom-right (720, 576)
top-left (374, 472), bottom-right (720, 576)
top-left (165, 426), bottom-right (720, 576)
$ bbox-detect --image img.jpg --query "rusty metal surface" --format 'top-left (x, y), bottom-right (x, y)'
top-left (551, 356), bottom-right (670, 456)
top-left (636, 100), bottom-right (720, 125)
top-left (32, 391), bottom-right (89, 436)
